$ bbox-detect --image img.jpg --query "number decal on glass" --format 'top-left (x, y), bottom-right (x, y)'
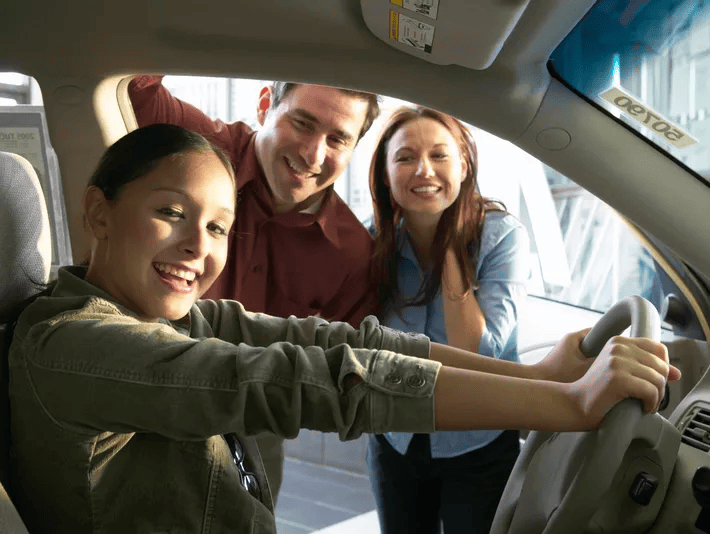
top-left (600, 87), bottom-right (697, 149)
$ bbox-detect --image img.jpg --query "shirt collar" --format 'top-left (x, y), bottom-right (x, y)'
top-left (239, 133), bottom-right (343, 247)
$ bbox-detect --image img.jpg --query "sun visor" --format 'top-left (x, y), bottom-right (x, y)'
top-left (361, 0), bottom-right (530, 69)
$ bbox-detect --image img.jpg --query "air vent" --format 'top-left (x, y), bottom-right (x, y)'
top-left (682, 408), bottom-right (710, 452)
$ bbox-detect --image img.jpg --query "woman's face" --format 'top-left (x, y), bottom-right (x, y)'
top-left (85, 151), bottom-right (236, 322)
top-left (385, 117), bottom-right (466, 219)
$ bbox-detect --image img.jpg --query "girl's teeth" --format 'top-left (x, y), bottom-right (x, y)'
top-left (155, 263), bottom-right (196, 281)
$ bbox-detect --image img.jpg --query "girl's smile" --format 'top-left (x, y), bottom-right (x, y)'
top-left (84, 150), bottom-right (236, 322)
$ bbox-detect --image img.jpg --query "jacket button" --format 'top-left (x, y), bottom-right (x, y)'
top-left (406, 375), bottom-right (426, 389)
top-left (385, 373), bottom-right (402, 385)
top-left (406, 365), bottom-right (426, 389)
top-left (252, 265), bottom-right (262, 273)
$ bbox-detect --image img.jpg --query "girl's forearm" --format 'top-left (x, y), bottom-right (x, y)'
top-left (429, 342), bottom-right (543, 380)
top-left (434, 366), bottom-right (582, 431)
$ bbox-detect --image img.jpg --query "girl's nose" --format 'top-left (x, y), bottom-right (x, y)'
top-left (179, 227), bottom-right (209, 258)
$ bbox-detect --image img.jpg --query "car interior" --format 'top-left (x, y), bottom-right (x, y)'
top-left (2, 0), bottom-right (710, 532)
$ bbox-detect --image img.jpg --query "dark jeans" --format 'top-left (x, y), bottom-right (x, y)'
top-left (366, 431), bottom-right (520, 534)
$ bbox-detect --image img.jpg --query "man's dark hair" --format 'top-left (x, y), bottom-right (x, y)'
top-left (270, 82), bottom-right (381, 141)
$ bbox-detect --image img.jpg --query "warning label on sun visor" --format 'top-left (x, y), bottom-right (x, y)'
top-left (389, 10), bottom-right (434, 54)
top-left (390, 0), bottom-right (439, 20)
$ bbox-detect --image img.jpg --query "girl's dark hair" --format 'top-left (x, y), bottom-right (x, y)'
top-left (89, 123), bottom-right (235, 201)
top-left (369, 106), bottom-right (504, 316)
top-left (2, 124), bottom-right (234, 327)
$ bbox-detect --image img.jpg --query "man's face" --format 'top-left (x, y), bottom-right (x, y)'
top-left (254, 84), bottom-right (369, 213)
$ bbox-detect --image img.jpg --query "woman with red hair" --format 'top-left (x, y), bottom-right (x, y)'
top-left (367, 106), bottom-right (530, 533)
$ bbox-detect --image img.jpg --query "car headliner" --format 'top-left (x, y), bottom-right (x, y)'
top-left (1, 0), bottom-right (709, 287)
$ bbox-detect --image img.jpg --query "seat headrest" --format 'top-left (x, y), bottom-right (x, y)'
top-left (0, 152), bottom-right (52, 320)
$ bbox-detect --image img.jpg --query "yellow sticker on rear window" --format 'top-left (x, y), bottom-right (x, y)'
top-left (389, 10), bottom-right (435, 54)
top-left (600, 86), bottom-right (697, 149)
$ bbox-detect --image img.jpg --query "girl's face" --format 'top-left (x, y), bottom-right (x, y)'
top-left (85, 151), bottom-right (236, 322)
top-left (385, 117), bottom-right (466, 219)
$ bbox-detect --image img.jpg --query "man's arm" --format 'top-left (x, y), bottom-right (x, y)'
top-left (127, 75), bottom-right (249, 157)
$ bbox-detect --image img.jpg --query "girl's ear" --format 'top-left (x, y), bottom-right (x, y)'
top-left (83, 186), bottom-right (111, 240)
top-left (460, 153), bottom-right (468, 183)
top-left (256, 86), bottom-right (273, 126)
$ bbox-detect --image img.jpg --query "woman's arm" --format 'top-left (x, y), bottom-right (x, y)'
top-left (441, 216), bottom-right (530, 356)
top-left (441, 247), bottom-right (485, 352)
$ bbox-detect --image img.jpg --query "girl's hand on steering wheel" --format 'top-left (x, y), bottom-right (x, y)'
top-left (568, 336), bottom-right (680, 428)
top-left (533, 328), bottom-right (593, 383)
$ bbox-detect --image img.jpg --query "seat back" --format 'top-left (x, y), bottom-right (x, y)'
top-left (0, 150), bottom-right (52, 534)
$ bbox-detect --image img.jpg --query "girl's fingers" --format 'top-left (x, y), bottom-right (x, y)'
top-left (609, 337), bottom-right (671, 379)
top-left (626, 337), bottom-right (670, 364)
top-left (624, 361), bottom-right (667, 411)
top-left (623, 374), bottom-right (663, 413)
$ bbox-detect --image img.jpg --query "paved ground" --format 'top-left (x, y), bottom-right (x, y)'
top-left (274, 457), bottom-right (379, 533)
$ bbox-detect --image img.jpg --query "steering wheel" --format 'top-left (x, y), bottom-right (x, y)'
top-left (490, 296), bottom-right (681, 534)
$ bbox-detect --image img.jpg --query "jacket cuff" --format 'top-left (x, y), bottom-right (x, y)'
top-left (376, 324), bottom-right (431, 360)
top-left (366, 350), bottom-right (440, 433)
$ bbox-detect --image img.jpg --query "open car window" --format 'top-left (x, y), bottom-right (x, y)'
top-left (146, 75), bottom-right (668, 321)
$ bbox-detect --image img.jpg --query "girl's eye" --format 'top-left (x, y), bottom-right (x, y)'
top-left (395, 155), bottom-right (413, 162)
top-left (432, 153), bottom-right (449, 159)
top-left (208, 223), bottom-right (229, 236)
top-left (159, 207), bottom-right (184, 218)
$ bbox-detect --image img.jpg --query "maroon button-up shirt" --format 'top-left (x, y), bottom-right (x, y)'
top-left (128, 76), bottom-right (376, 326)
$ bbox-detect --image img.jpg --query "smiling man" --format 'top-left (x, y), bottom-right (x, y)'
top-left (128, 75), bottom-right (380, 503)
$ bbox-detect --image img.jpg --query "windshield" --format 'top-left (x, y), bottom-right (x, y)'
top-left (550, 0), bottom-right (710, 181)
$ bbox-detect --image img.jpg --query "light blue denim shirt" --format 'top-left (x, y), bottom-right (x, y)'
top-left (381, 211), bottom-right (530, 458)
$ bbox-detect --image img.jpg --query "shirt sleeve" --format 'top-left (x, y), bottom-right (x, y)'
top-left (16, 298), bottom-right (438, 444)
top-left (127, 75), bottom-right (248, 157)
top-left (475, 215), bottom-right (531, 358)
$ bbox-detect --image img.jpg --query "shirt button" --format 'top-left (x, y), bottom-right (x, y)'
top-left (252, 265), bottom-right (262, 273)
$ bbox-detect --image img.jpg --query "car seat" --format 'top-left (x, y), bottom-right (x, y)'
top-left (0, 150), bottom-right (52, 534)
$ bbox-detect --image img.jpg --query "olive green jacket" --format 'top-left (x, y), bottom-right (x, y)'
top-left (9, 267), bottom-right (439, 533)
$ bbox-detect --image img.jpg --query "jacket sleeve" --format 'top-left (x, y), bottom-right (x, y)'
top-left (127, 75), bottom-right (249, 156)
top-left (14, 298), bottom-right (438, 443)
top-left (475, 215), bottom-right (531, 358)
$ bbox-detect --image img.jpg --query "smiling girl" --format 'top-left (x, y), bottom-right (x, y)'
top-left (5, 124), bottom-right (676, 534)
